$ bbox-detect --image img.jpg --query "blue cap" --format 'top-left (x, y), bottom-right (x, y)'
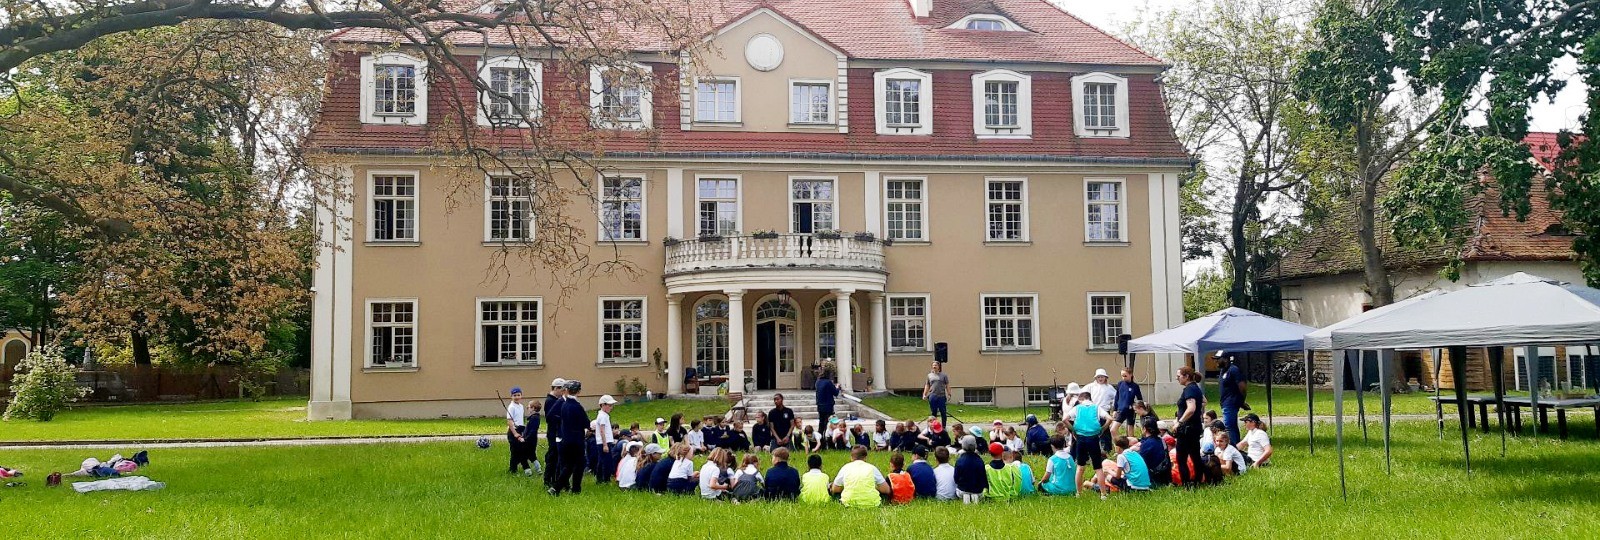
top-left (510, 386), bottom-right (522, 394)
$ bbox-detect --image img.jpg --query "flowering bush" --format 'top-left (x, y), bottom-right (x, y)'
top-left (4, 345), bottom-right (88, 422)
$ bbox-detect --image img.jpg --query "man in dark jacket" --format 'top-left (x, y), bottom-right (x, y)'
top-left (815, 370), bottom-right (840, 433)
top-left (907, 446), bottom-right (938, 498)
top-left (543, 378), bottom-right (567, 490)
top-left (554, 380), bottom-right (589, 495)
top-left (763, 447), bottom-right (801, 500)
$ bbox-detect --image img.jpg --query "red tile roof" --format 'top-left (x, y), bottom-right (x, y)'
top-left (328, 0), bottom-right (1165, 66)
top-left (1269, 133), bottom-right (1576, 282)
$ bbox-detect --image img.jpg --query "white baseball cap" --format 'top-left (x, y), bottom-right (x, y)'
top-left (598, 394), bottom-right (618, 405)
top-left (1095, 368), bottom-right (1109, 378)
top-left (550, 377), bottom-right (568, 388)
top-left (655, 417), bottom-right (667, 424)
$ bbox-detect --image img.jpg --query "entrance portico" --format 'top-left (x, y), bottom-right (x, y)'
top-left (663, 234), bottom-right (888, 397)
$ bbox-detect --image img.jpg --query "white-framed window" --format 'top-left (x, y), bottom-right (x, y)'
top-left (360, 52), bottom-right (427, 125)
top-left (366, 299), bottom-right (417, 368)
top-left (972, 295), bottom-right (1036, 349)
top-left (694, 296), bottom-right (730, 376)
top-left (789, 79), bottom-right (833, 124)
top-left (695, 176), bottom-right (740, 237)
top-left (599, 175), bottom-right (645, 242)
top-left (1085, 179), bottom-right (1126, 242)
top-left (817, 298), bottom-right (859, 363)
top-left (1088, 293), bottom-right (1130, 350)
top-left (1026, 387), bottom-right (1052, 405)
top-left (981, 294), bottom-right (1038, 351)
top-left (790, 177), bottom-right (836, 234)
top-left (1072, 72), bottom-right (1130, 138)
top-left (484, 176), bottom-right (533, 242)
top-left (947, 14), bottom-right (1024, 31)
top-left (369, 171), bottom-right (418, 242)
top-left (873, 68), bottom-right (933, 135)
top-left (887, 294), bottom-right (930, 352)
top-left (884, 177), bottom-right (927, 242)
top-left (590, 63), bottom-right (653, 129)
top-left (985, 178), bottom-right (1028, 242)
top-left (477, 56), bottom-right (542, 127)
top-left (971, 70), bottom-right (1032, 138)
top-left (963, 387), bottom-right (995, 405)
top-left (477, 298), bottom-right (542, 366)
top-left (1513, 347), bottom-right (1562, 391)
top-left (599, 297), bottom-right (647, 364)
top-left (694, 77), bottom-right (740, 123)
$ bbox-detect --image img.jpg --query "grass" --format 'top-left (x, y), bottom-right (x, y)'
top-left (1, 421), bottom-right (1598, 537)
top-left (0, 396), bottom-right (730, 443)
top-left (863, 384), bottom-right (1448, 424)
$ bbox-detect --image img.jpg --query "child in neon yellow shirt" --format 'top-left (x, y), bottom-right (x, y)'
top-left (799, 454), bottom-right (832, 504)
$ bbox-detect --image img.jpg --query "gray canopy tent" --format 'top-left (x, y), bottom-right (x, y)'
top-left (1128, 307), bottom-right (1316, 428)
top-left (1313, 273), bottom-right (1600, 498)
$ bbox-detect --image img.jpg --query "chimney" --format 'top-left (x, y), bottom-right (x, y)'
top-left (908, 0), bottom-right (931, 18)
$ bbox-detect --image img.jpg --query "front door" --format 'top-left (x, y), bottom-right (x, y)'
top-left (775, 320), bottom-right (798, 389)
top-left (756, 322), bottom-right (778, 390)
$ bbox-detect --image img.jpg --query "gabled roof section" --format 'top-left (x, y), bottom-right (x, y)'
top-left (326, 0), bottom-right (1166, 67)
top-left (704, 5), bottom-right (848, 58)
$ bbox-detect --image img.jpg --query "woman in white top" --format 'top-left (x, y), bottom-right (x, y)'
top-left (1238, 413), bottom-right (1273, 466)
top-left (699, 448), bottom-right (733, 499)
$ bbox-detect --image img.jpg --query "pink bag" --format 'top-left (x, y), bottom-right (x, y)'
top-left (113, 460), bottom-right (138, 474)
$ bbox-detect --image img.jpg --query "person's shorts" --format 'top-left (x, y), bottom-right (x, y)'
top-left (1072, 435), bottom-right (1106, 467)
top-left (1114, 409), bottom-right (1136, 424)
top-left (1108, 477), bottom-right (1128, 492)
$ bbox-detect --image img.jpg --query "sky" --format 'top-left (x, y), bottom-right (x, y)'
top-left (1060, 0), bottom-right (1590, 133)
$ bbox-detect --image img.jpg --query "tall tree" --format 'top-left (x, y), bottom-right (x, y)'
top-left (1131, 0), bottom-right (1311, 315)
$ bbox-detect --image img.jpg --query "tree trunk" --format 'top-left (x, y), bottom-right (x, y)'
top-left (131, 331), bottom-right (153, 366)
top-left (1228, 194), bottom-right (1252, 309)
top-left (1355, 112), bottom-right (1401, 390)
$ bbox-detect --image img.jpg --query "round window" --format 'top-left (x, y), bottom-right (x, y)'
top-left (744, 34), bottom-right (784, 72)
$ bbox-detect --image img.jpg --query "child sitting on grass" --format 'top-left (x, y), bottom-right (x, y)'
top-left (666, 443), bottom-right (698, 495)
top-left (887, 452), bottom-right (915, 504)
top-left (686, 419), bottom-right (706, 455)
top-left (954, 437), bottom-right (988, 504)
top-left (800, 454), bottom-right (832, 504)
top-left (873, 420), bottom-right (891, 451)
top-left (1007, 449), bottom-right (1035, 496)
top-left (728, 453), bottom-right (764, 502)
top-left (984, 443), bottom-right (1020, 501)
top-left (763, 447), bottom-right (800, 500)
top-left (1039, 436), bottom-right (1077, 496)
top-left (699, 448), bottom-right (733, 500)
top-left (800, 424), bottom-right (822, 454)
top-left (616, 442), bottom-right (643, 489)
top-left (1111, 436), bottom-right (1152, 494)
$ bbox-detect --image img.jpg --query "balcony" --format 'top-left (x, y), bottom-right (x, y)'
top-left (664, 234), bottom-right (886, 276)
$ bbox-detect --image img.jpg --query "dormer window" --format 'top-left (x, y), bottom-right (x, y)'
top-left (360, 52), bottom-right (428, 125)
top-left (874, 68), bottom-right (933, 135)
top-left (1072, 72), bottom-right (1130, 139)
top-left (478, 56), bottom-right (542, 127)
top-left (948, 14), bottom-right (1024, 31)
top-left (971, 69), bottom-right (1032, 138)
top-left (590, 63), bottom-right (653, 129)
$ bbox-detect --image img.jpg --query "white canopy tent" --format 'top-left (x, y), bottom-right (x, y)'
top-left (1312, 273), bottom-right (1600, 497)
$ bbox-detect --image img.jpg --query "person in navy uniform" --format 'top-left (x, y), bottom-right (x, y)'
top-left (553, 379), bottom-right (589, 495)
top-left (543, 378), bottom-right (567, 490)
top-left (815, 368), bottom-right (840, 433)
top-left (1217, 354), bottom-right (1247, 446)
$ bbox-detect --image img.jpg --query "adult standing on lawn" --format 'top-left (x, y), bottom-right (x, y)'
top-left (815, 367), bottom-right (840, 432)
top-left (769, 394), bottom-right (796, 449)
top-left (923, 361), bottom-right (949, 426)
top-left (543, 378), bottom-right (568, 489)
top-left (1174, 366), bottom-right (1206, 486)
top-left (1218, 354), bottom-right (1247, 446)
top-left (506, 387), bottom-right (530, 475)
top-left (554, 380), bottom-right (589, 495)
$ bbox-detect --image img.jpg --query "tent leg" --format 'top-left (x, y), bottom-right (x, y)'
top-left (1434, 348), bottom-right (1445, 440)
top-left (1525, 345), bottom-right (1541, 436)
top-left (1356, 351), bottom-right (1368, 441)
top-left (1267, 353), bottom-right (1275, 431)
top-left (1449, 345), bottom-right (1473, 475)
top-left (1380, 349), bottom-right (1394, 475)
top-left (1488, 346), bottom-right (1507, 457)
top-left (1305, 349), bottom-right (1315, 456)
top-left (1333, 348), bottom-right (1347, 500)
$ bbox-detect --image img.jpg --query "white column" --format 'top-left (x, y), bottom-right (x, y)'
top-left (869, 293), bottom-right (887, 392)
top-left (727, 290), bottom-right (747, 396)
top-left (864, 171), bottom-right (882, 236)
top-left (835, 289), bottom-right (855, 393)
top-left (667, 168), bottom-right (684, 238)
top-left (310, 163), bottom-right (353, 421)
top-left (666, 294), bottom-right (684, 395)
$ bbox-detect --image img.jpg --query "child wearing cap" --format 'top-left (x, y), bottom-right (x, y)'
top-left (1239, 413), bottom-right (1273, 467)
top-left (635, 444), bottom-right (663, 491)
top-left (926, 420), bottom-right (951, 449)
top-left (984, 443), bottom-right (1020, 500)
top-left (590, 395), bottom-right (618, 484)
top-left (506, 387), bottom-right (530, 475)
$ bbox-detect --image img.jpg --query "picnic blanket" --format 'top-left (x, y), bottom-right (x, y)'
top-left (72, 476), bottom-right (165, 493)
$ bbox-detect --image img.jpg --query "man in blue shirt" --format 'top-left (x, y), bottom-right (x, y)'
top-left (1218, 354), bottom-right (1246, 446)
top-left (907, 445), bottom-right (938, 498)
top-left (1112, 368), bottom-right (1144, 439)
top-left (815, 369), bottom-right (840, 433)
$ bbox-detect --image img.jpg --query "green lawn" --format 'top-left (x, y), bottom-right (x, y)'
top-left (0, 421), bottom-right (1597, 537)
top-left (0, 397), bottom-right (729, 443)
top-left (865, 384), bottom-right (1447, 425)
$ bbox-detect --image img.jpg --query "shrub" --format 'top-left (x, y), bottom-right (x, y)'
top-left (4, 345), bottom-right (87, 422)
